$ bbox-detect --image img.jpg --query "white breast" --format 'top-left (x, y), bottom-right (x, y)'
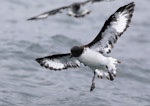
top-left (78, 48), bottom-right (109, 69)
top-left (67, 9), bottom-right (90, 17)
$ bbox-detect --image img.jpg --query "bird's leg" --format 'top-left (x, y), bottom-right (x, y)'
top-left (108, 71), bottom-right (114, 81)
top-left (90, 71), bottom-right (96, 91)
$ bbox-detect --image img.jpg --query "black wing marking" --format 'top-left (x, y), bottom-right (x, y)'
top-left (85, 2), bottom-right (135, 54)
top-left (36, 53), bottom-right (80, 70)
top-left (27, 6), bottom-right (70, 20)
top-left (76, 0), bottom-right (92, 5)
top-left (91, 0), bottom-right (115, 3)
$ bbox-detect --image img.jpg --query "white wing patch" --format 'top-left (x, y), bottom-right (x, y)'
top-left (35, 14), bottom-right (49, 19)
top-left (112, 11), bottom-right (129, 33)
top-left (44, 60), bottom-right (65, 70)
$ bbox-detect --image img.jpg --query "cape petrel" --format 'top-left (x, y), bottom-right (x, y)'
top-left (27, 0), bottom-right (114, 20)
top-left (36, 2), bottom-right (135, 91)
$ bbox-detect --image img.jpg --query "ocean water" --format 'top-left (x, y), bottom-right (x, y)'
top-left (0, 0), bottom-right (150, 106)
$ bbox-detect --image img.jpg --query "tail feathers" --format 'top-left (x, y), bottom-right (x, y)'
top-left (117, 60), bottom-right (121, 64)
top-left (107, 57), bottom-right (121, 71)
top-left (95, 69), bottom-right (115, 81)
top-left (104, 57), bottom-right (121, 80)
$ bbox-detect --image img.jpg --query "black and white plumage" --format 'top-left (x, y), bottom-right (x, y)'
top-left (85, 2), bottom-right (135, 54)
top-left (36, 2), bottom-right (135, 91)
top-left (27, 0), bottom-right (114, 20)
top-left (36, 53), bottom-right (80, 70)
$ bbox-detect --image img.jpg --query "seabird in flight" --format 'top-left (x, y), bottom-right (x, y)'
top-left (35, 2), bottom-right (135, 91)
top-left (27, 0), bottom-right (114, 20)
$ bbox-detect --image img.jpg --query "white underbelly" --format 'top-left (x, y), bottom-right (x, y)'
top-left (78, 49), bottom-right (108, 69)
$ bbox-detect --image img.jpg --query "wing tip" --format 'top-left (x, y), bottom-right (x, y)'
top-left (127, 2), bottom-right (135, 7)
top-left (117, 2), bottom-right (135, 13)
top-left (123, 2), bottom-right (135, 12)
top-left (35, 57), bottom-right (56, 70)
top-left (35, 58), bottom-right (41, 62)
top-left (27, 17), bottom-right (36, 21)
top-left (27, 17), bottom-right (43, 21)
top-left (35, 57), bottom-right (44, 65)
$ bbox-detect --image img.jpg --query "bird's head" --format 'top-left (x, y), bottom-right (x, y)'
top-left (71, 3), bottom-right (80, 13)
top-left (70, 46), bottom-right (84, 57)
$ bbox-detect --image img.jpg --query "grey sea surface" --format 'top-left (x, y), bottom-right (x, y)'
top-left (0, 0), bottom-right (150, 106)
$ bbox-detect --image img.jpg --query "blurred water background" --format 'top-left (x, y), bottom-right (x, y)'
top-left (0, 0), bottom-right (150, 106)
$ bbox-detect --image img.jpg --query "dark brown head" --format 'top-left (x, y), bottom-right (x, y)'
top-left (71, 46), bottom-right (84, 57)
top-left (71, 3), bottom-right (80, 13)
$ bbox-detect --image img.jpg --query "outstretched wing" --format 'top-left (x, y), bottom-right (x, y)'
top-left (27, 6), bottom-right (70, 20)
top-left (85, 2), bottom-right (135, 54)
top-left (36, 53), bottom-right (81, 70)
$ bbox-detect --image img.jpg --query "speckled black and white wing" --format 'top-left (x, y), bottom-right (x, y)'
top-left (27, 6), bottom-right (70, 20)
top-left (36, 53), bottom-right (81, 70)
top-left (85, 2), bottom-right (135, 54)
